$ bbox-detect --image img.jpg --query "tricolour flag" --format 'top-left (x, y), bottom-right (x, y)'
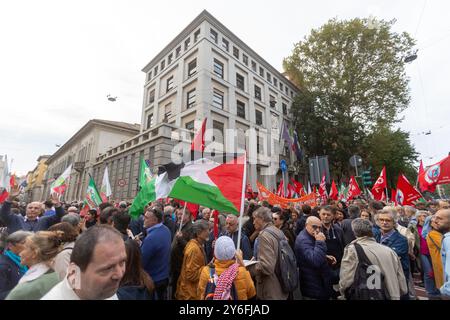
top-left (418, 156), bottom-right (450, 192)
top-left (80, 176), bottom-right (103, 216)
top-left (129, 153), bottom-right (246, 219)
top-left (372, 166), bottom-right (387, 201)
top-left (396, 174), bottom-right (423, 206)
top-left (100, 166), bottom-right (112, 202)
top-left (50, 164), bottom-right (72, 195)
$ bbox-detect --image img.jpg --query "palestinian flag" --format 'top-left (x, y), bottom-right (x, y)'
top-left (129, 153), bottom-right (246, 219)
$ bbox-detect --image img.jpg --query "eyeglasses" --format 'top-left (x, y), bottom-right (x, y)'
top-left (378, 218), bottom-right (393, 223)
top-left (311, 225), bottom-right (321, 230)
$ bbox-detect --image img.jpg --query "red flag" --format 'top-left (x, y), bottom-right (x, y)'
top-left (419, 156), bottom-right (450, 192)
top-left (246, 183), bottom-right (254, 199)
top-left (329, 180), bottom-right (339, 200)
top-left (190, 118), bottom-right (207, 152)
top-left (396, 174), bottom-right (423, 206)
top-left (177, 199), bottom-right (200, 220)
top-left (347, 176), bottom-right (362, 200)
top-left (290, 178), bottom-right (305, 196)
top-left (287, 183), bottom-right (297, 198)
top-left (318, 174), bottom-right (327, 202)
top-left (0, 189), bottom-right (8, 204)
top-left (277, 180), bottom-right (284, 197)
top-left (372, 166), bottom-right (387, 201)
top-left (391, 189), bottom-right (397, 205)
top-left (418, 160), bottom-right (426, 191)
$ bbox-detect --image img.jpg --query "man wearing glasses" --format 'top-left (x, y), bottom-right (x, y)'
top-left (294, 215), bottom-right (334, 299)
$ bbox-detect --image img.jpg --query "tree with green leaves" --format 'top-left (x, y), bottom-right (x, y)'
top-left (284, 17), bottom-right (418, 181)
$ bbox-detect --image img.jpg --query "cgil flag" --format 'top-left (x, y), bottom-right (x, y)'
top-left (329, 180), bottom-right (339, 200)
top-left (318, 174), bottom-right (327, 202)
top-left (100, 166), bottom-right (112, 203)
top-left (346, 176), bottom-right (362, 200)
top-left (372, 166), bottom-right (387, 201)
top-left (129, 153), bottom-right (246, 219)
top-left (50, 164), bottom-right (72, 195)
top-left (396, 174), bottom-right (423, 206)
top-left (418, 156), bottom-right (450, 192)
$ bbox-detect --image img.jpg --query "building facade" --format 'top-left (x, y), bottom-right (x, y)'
top-left (41, 119), bottom-right (140, 202)
top-left (92, 10), bottom-right (299, 201)
top-left (25, 155), bottom-right (51, 202)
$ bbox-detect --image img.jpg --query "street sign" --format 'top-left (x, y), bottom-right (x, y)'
top-left (118, 179), bottom-right (127, 187)
top-left (280, 159), bottom-right (287, 172)
top-left (349, 155), bottom-right (363, 168)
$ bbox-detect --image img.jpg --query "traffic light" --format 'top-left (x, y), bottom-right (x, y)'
top-left (362, 170), bottom-right (372, 187)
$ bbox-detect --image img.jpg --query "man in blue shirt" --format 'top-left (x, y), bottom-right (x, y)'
top-left (434, 209), bottom-right (450, 298)
top-left (141, 206), bottom-right (171, 300)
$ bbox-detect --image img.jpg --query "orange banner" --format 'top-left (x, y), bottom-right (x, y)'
top-left (257, 182), bottom-right (318, 208)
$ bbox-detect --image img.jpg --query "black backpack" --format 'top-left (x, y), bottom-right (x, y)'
top-left (344, 243), bottom-right (389, 300)
top-left (204, 266), bottom-right (238, 300)
top-left (262, 228), bottom-right (299, 293)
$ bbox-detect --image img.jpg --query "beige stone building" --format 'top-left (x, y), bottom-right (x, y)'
top-left (41, 119), bottom-right (140, 202)
top-left (91, 10), bottom-right (299, 201)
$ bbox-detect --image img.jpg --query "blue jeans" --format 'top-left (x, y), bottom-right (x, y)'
top-left (420, 254), bottom-right (441, 298)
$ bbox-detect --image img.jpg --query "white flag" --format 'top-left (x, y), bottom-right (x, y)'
top-left (0, 155), bottom-right (10, 191)
top-left (100, 166), bottom-right (112, 202)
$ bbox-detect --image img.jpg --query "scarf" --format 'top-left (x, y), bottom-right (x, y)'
top-left (213, 263), bottom-right (239, 300)
top-left (18, 262), bottom-right (50, 284)
top-left (4, 250), bottom-right (28, 274)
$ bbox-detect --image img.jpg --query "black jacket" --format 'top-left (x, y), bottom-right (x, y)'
top-left (0, 253), bottom-right (22, 300)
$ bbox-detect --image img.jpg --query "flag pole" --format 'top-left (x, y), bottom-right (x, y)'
top-left (236, 152), bottom-right (247, 252)
top-left (178, 202), bottom-right (187, 233)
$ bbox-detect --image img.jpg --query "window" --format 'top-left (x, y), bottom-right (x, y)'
top-left (236, 73), bottom-right (245, 91)
top-left (259, 67), bottom-right (264, 77)
top-left (147, 71), bottom-right (152, 81)
top-left (194, 29), bottom-right (200, 42)
top-left (164, 103), bottom-right (172, 119)
top-left (279, 82), bottom-right (283, 91)
top-left (273, 78), bottom-right (278, 87)
top-left (148, 89), bottom-right (155, 104)
top-left (186, 120), bottom-right (195, 140)
top-left (285, 86), bottom-right (288, 94)
top-left (188, 59), bottom-right (197, 77)
top-left (161, 60), bottom-right (165, 70)
top-left (282, 103), bottom-right (287, 115)
top-left (166, 76), bottom-right (174, 92)
top-left (213, 120), bottom-right (224, 144)
top-left (257, 135), bottom-right (264, 154)
top-left (212, 89), bottom-right (224, 109)
top-left (176, 46), bottom-right (181, 58)
top-left (243, 54), bottom-right (248, 66)
top-left (210, 29), bottom-right (218, 43)
top-left (255, 110), bottom-right (263, 126)
top-left (222, 38), bottom-right (229, 51)
top-left (267, 73), bottom-right (271, 83)
top-left (237, 100), bottom-right (246, 119)
top-left (270, 95), bottom-right (276, 108)
top-left (146, 114), bottom-right (154, 129)
top-left (184, 38), bottom-right (191, 51)
top-left (213, 59), bottom-right (224, 78)
top-left (168, 53), bottom-right (173, 65)
top-left (187, 89), bottom-right (196, 108)
top-left (233, 46), bottom-right (239, 59)
top-left (154, 65), bottom-right (158, 76)
top-left (254, 85), bottom-right (261, 101)
top-left (291, 91), bottom-right (294, 98)
top-left (251, 61), bottom-right (257, 72)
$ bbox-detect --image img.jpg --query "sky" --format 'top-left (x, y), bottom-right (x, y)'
top-left (1, 0), bottom-right (449, 176)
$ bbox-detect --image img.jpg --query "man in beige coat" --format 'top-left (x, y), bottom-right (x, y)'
top-left (250, 207), bottom-right (288, 300)
top-left (339, 218), bottom-right (408, 300)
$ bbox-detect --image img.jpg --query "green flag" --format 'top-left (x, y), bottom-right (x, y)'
top-left (129, 177), bottom-right (157, 220)
top-left (139, 158), bottom-right (152, 189)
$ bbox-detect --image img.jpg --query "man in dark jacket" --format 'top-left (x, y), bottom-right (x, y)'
top-left (0, 230), bottom-right (32, 299)
top-left (0, 190), bottom-right (65, 233)
top-left (295, 216), bottom-right (334, 299)
top-left (375, 209), bottom-right (410, 299)
top-left (340, 205), bottom-right (360, 245)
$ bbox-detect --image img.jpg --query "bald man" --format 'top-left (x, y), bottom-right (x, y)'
top-left (1, 188), bottom-right (65, 233)
top-left (295, 216), bottom-right (335, 300)
top-left (435, 209), bottom-right (450, 297)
